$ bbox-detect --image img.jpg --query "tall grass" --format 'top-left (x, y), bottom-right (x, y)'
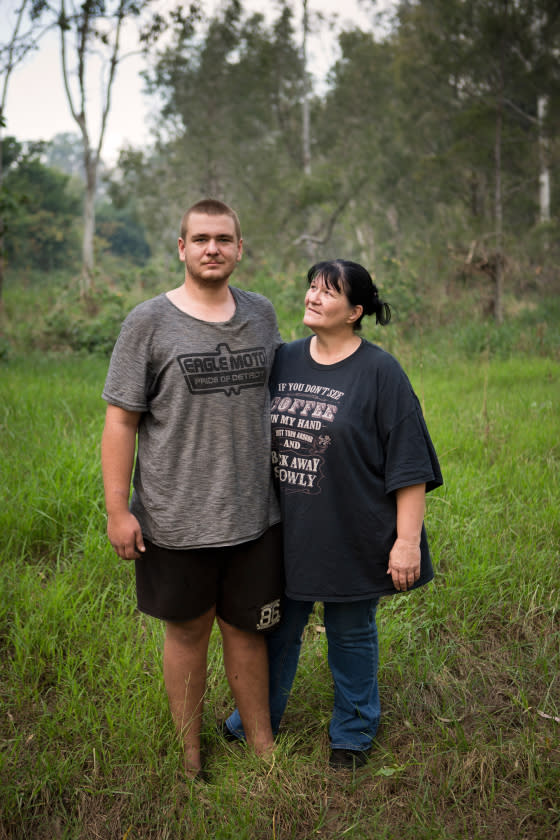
top-left (1, 347), bottom-right (558, 839)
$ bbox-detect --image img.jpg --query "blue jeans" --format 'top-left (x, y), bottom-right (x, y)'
top-left (225, 596), bottom-right (380, 751)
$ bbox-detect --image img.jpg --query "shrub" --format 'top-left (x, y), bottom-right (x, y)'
top-left (43, 287), bottom-right (129, 355)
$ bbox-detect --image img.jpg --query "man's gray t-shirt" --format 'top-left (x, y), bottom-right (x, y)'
top-left (102, 288), bottom-right (282, 549)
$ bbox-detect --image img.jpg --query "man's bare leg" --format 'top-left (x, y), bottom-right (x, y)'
top-left (218, 618), bottom-right (274, 756)
top-left (163, 607), bottom-right (215, 777)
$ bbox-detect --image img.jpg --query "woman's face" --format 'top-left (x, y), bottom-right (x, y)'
top-left (303, 274), bottom-right (361, 334)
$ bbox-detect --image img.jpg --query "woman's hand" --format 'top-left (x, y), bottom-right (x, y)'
top-left (388, 483), bottom-right (426, 591)
top-left (387, 537), bottom-right (420, 591)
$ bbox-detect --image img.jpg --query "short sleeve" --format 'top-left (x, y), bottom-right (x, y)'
top-left (374, 355), bottom-right (443, 495)
top-left (383, 403), bottom-right (443, 494)
top-left (102, 304), bottom-right (156, 411)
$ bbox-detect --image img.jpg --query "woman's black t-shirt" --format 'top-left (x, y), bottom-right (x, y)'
top-left (270, 337), bottom-right (443, 602)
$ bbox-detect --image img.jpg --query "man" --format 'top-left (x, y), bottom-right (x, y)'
top-left (101, 199), bottom-right (283, 779)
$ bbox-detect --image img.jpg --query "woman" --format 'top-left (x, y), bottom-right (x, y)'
top-left (224, 259), bottom-right (443, 770)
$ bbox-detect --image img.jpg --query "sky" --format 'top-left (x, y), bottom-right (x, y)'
top-left (2, 0), bottom-right (393, 164)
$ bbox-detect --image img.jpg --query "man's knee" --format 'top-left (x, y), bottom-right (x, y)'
top-left (218, 617), bottom-right (263, 645)
top-left (166, 607), bottom-right (216, 646)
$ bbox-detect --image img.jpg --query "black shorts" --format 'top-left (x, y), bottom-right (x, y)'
top-left (135, 524), bottom-right (283, 632)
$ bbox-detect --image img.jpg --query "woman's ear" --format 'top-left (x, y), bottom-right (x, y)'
top-left (348, 305), bottom-right (363, 324)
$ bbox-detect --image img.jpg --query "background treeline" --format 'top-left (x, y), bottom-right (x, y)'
top-left (2, 0), bottom-right (560, 355)
top-left (2, 6), bottom-right (559, 836)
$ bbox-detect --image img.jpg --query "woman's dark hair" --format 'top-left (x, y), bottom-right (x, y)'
top-left (307, 260), bottom-right (391, 331)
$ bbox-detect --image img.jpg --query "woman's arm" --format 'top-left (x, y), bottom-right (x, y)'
top-left (387, 483), bottom-right (426, 592)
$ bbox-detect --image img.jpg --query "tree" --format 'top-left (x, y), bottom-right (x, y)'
top-left (52, 0), bottom-right (149, 291)
top-left (0, 0), bottom-right (49, 304)
top-left (2, 138), bottom-right (81, 272)
top-left (43, 131), bottom-right (87, 180)
top-left (393, 0), bottom-right (560, 321)
top-left (301, 0), bottom-right (311, 177)
top-left (44, 132), bottom-right (110, 202)
top-left (119, 2), bottom-right (399, 267)
top-left (134, 0), bottom-right (307, 263)
top-left (95, 201), bottom-right (151, 263)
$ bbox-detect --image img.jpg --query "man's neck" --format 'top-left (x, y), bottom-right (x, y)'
top-left (167, 278), bottom-right (236, 322)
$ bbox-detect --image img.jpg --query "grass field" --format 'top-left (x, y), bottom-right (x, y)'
top-left (1, 346), bottom-right (558, 839)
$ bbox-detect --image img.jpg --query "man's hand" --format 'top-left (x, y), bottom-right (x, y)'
top-left (101, 404), bottom-right (144, 559)
top-left (107, 511), bottom-right (145, 560)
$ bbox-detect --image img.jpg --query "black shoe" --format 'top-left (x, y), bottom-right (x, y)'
top-left (217, 721), bottom-right (242, 743)
top-left (329, 748), bottom-right (370, 770)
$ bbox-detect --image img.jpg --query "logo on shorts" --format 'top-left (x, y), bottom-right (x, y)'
top-left (256, 599), bottom-right (281, 631)
top-left (177, 343), bottom-right (268, 396)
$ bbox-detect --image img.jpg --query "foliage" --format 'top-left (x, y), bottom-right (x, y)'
top-left (1, 0), bottom-right (52, 303)
top-left (0, 262), bottom-right (176, 357)
top-left (392, 0), bottom-right (560, 229)
top-left (1, 138), bottom-right (81, 272)
top-left (41, 286), bottom-right (129, 354)
top-left (123, 1), bottom-right (308, 265)
top-left (0, 352), bottom-right (558, 838)
top-left (0, 136), bottom-right (151, 273)
top-left (36, 0), bottom-right (167, 289)
top-left (95, 202), bottom-right (151, 264)
top-left (2, 259), bottom-right (558, 368)
top-left (42, 131), bottom-right (86, 180)
top-left (103, 0), bottom-right (560, 316)
top-left (4, 0), bottom-right (560, 314)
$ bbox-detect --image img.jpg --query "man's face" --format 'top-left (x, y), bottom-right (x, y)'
top-left (178, 213), bottom-right (243, 286)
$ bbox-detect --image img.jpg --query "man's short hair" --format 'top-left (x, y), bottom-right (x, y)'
top-left (180, 199), bottom-right (242, 242)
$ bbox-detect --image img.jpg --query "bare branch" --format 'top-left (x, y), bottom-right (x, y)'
top-left (293, 175), bottom-right (370, 247)
top-left (97, 0), bottom-right (128, 160)
top-left (59, 0), bottom-right (85, 132)
top-left (502, 97), bottom-right (538, 126)
top-left (1, 0), bottom-right (52, 119)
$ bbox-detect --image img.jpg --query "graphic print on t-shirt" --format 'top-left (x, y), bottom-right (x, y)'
top-left (177, 343), bottom-right (268, 396)
top-left (271, 380), bottom-right (344, 494)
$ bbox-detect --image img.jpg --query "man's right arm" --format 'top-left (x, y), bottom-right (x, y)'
top-left (101, 404), bottom-right (145, 559)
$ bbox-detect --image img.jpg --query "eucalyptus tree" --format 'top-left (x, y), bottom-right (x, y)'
top-left (507, 3), bottom-right (560, 234)
top-left (301, 0), bottom-right (311, 177)
top-left (393, 0), bottom-right (560, 321)
top-left (51, 0), bottom-right (160, 291)
top-left (140, 0), bottom-right (307, 263)
top-left (314, 30), bottom-right (409, 262)
top-left (0, 0), bottom-right (49, 303)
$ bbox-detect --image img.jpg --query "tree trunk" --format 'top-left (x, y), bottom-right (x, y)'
top-left (81, 158), bottom-right (97, 293)
top-left (494, 97), bottom-right (504, 325)
top-left (538, 94), bottom-right (550, 225)
top-left (299, 0), bottom-right (314, 260)
top-left (494, 56), bottom-right (504, 324)
top-left (59, 0), bottom-right (126, 291)
top-left (301, 0), bottom-right (311, 177)
top-left (0, 123), bottom-right (4, 310)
